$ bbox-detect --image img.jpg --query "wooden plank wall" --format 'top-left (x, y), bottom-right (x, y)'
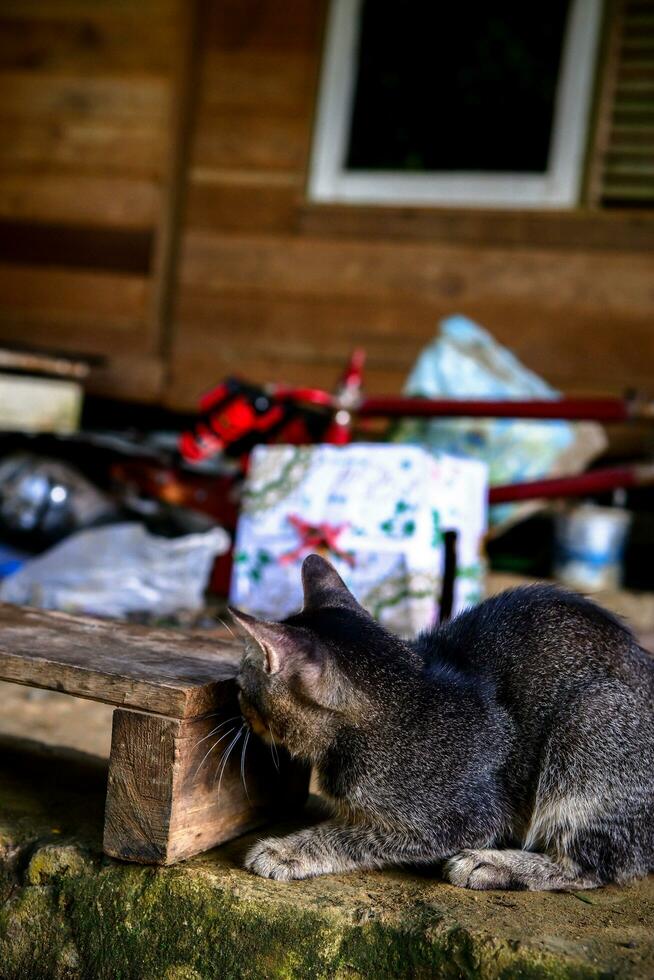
top-left (0, 0), bottom-right (186, 401)
top-left (168, 0), bottom-right (327, 404)
top-left (169, 0), bottom-right (654, 410)
top-left (1, 0), bottom-right (653, 408)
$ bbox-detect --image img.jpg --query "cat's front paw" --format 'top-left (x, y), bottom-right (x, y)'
top-left (443, 850), bottom-right (507, 890)
top-left (244, 836), bottom-right (313, 881)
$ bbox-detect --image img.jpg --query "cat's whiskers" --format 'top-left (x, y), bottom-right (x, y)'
top-left (240, 727), bottom-right (251, 801)
top-left (193, 716), bottom-right (241, 749)
top-left (194, 726), bottom-right (236, 777)
top-left (217, 616), bottom-right (236, 639)
top-left (267, 723), bottom-right (280, 772)
top-left (195, 709), bottom-right (234, 721)
top-left (215, 725), bottom-right (245, 795)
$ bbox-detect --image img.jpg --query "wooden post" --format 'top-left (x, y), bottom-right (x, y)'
top-left (104, 705), bottom-right (308, 865)
top-left (0, 604), bottom-right (309, 866)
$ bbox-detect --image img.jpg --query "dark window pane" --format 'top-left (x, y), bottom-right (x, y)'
top-left (345, 0), bottom-right (570, 174)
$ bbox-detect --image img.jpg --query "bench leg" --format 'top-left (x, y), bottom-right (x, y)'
top-left (103, 707), bottom-right (308, 865)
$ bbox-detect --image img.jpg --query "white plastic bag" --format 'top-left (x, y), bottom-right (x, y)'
top-left (0, 522), bottom-right (229, 617)
top-left (394, 315), bottom-right (606, 527)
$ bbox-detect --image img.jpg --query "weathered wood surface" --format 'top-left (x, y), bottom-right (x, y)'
top-left (166, 0), bottom-right (654, 411)
top-left (170, 230), bottom-right (654, 400)
top-left (0, 603), bottom-right (310, 864)
top-left (0, 603), bottom-right (240, 719)
top-left (0, 0), bottom-right (187, 404)
top-left (3, 0), bottom-right (654, 410)
top-left (104, 706), bottom-right (309, 865)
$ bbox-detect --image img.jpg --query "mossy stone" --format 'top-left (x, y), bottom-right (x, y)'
top-left (1, 743), bottom-right (653, 979)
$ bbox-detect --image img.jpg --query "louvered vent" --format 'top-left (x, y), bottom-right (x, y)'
top-left (589, 0), bottom-right (654, 207)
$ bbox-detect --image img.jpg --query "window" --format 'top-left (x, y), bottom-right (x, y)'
top-left (310, 0), bottom-right (603, 208)
top-left (587, 0), bottom-right (654, 209)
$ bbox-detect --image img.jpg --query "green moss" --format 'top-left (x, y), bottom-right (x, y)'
top-left (0, 882), bottom-right (79, 980)
top-left (61, 866), bottom-right (339, 980)
top-left (1, 747), bottom-right (652, 979)
top-left (11, 864), bottom-right (603, 980)
top-left (0, 854), bottom-right (630, 980)
top-left (27, 842), bottom-right (93, 886)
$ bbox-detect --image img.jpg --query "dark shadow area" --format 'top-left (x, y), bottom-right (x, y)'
top-left (0, 734), bottom-right (108, 849)
top-left (347, 0), bottom-right (569, 173)
top-left (0, 221), bottom-right (153, 275)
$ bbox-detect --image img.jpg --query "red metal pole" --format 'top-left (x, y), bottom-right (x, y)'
top-left (489, 465), bottom-right (654, 504)
top-left (358, 396), bottom-right (635, 422)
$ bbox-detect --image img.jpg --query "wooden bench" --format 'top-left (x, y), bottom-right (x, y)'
top-left (0, 604), bottom-right (308, 865)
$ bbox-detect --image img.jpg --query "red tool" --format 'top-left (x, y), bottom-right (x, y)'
top-left (179, 351), bottom-right (654, 502)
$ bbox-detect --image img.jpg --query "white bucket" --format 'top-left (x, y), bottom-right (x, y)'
top-left (553, 504), bottom-right (631, 592)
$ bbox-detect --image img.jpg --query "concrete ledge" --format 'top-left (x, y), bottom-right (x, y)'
top-left (1, 741), bottom-right (653, 979)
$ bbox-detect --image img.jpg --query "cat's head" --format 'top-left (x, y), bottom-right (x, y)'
top-left (230, 554), bottom-right (416, 762)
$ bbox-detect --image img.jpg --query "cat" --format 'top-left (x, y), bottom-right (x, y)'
top-left (230, 553), bottom-right (654, 890)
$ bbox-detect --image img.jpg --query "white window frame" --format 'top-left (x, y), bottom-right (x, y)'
top-left (309, 0), bottom-right (603, 208)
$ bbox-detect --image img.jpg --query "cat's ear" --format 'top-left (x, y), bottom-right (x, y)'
top-left (301, 553), bottom-right (363, 613)
top-left (228, 606), bottom-right (312, 676)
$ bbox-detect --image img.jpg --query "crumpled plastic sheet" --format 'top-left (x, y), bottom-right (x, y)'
top-left (0, 522), bottom-right (230, 617)
top-left (393, 315), bottom-right (607, 528)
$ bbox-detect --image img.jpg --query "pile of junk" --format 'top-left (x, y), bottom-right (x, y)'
top-left (2, 315), bottom-right (654, 634)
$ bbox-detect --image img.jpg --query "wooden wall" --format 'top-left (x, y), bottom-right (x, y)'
top-left (0, 0), bottom-right (187, 400)
top-left (168, 0), bottom-right (327, 404)
top-left (168, 0), bottom-right (654, 409)
top-left (1, 0), bottom-right (653, 408)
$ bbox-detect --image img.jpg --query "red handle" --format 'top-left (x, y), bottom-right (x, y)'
top-left (489, 465), bottom-right (654, 504)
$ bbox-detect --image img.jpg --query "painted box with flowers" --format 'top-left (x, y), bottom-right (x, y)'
top-left (230, 444), bottom-right (487, 636)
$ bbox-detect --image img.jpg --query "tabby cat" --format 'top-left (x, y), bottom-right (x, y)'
top-left (231, 554), bottom-right (654, 890)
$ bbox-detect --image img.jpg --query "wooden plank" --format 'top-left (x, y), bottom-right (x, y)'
top-left (0, 174), bottom-right (158, 228)
top-left (0, 71), bottom-right (168, 122)
top-left (0, 604), bottom-right (241, 718)
top-left (0, 0), bottom-right (181, 401)
top-left (191, 109), bottom-right (312, 172)
top-left (187, 3), bottom-right (322, 174)
top-left (1, 1), bottom-right (177, 18)
top-left (174, 290), bottom-right (441, 350)
top-left (0, 12), bottom-right (178, 75)
top-left (104, 706), bottom-right (309, 864)
top-left (168, 277), bottom-right (654, 407)
top-left (0, 319), bottom-right (152, 360)
top-left (169, 315), bottom-right (654, 398)
top-left (200, 51), bottom-right (317, 112)
top-left (0, 118), bottom-right (168, 179)
top-left (0, 347), bottom-right (89, 379)
top-left (0, 265), bottom-right (151, 334)
top-left (169, 309), bottom-right (654, 392)
top-left (202, 0), bottom-right (325, 53)
top-left (86, 353), bottom-right (165, 402)
top-left (184, 180), bottom-right (301, 233)
top-left (174, 285), bottom-right (654, 350)
top-left (0, 222), bottom-right (152, 275)
top-left (299, 203), bottom-right (654, 253)
top-left (149, 0), bottom-right (200, 383)
top-left (178, 233), bottom-right (654, 314)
